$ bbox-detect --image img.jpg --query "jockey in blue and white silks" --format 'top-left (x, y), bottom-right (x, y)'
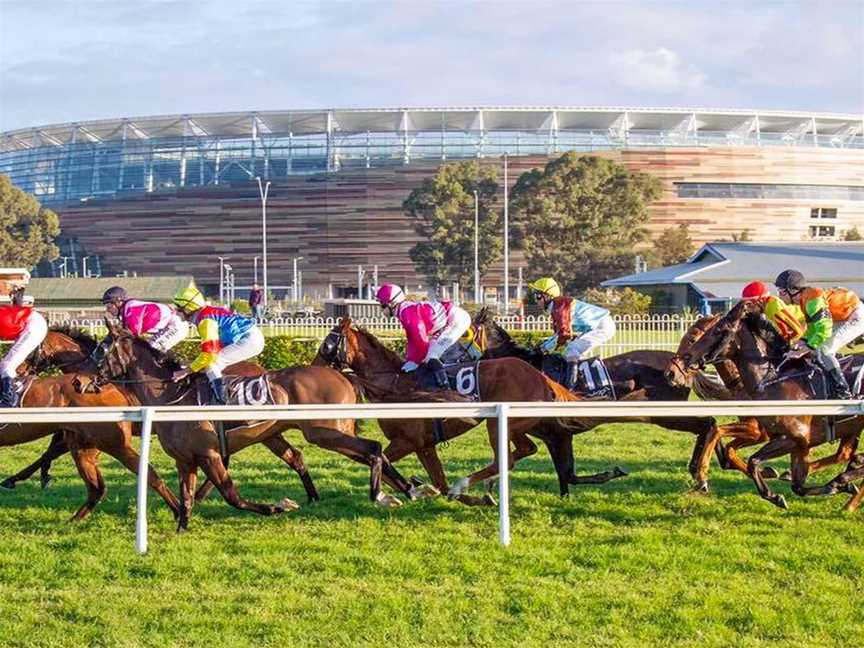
top-left (528, 277), bottom-right (616, 390)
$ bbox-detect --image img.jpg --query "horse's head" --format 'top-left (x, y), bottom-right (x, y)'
top-left (316, 317), bottom-right (353, 369)
top-left (23, 327), bottom-right (100, 375)
top-left (665, 314), bottom-right (721, 387)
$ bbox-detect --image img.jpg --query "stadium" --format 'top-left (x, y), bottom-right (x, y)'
top-left (1, 107), bottom-right (863, 298)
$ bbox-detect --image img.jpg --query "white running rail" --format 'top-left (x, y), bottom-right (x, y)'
top-left (2, 399), bottom-right (862, 555)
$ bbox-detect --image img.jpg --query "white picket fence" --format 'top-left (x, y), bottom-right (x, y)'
top-left (2, 399), bottom-right (862, 555)
top-left (47, 314), bottom-right (699, 356)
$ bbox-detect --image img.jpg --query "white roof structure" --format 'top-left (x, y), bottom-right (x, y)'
top-left (2, 107), bottom-right (863, 151)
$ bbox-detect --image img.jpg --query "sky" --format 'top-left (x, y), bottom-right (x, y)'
top-left (1, 0), bottom-right (862, 132)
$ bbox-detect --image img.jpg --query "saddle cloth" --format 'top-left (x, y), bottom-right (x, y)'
top-left (541, 355), bottom-right (615, 400)
top-left (415, 361), bottom-right (481, 400)
top-left (768, 354), bottom-right (864, 399)
top-left (196, 375), bottom-right (275, 407)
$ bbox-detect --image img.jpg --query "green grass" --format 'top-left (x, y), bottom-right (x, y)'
top-left (1, 422), bottom-right (862, 648)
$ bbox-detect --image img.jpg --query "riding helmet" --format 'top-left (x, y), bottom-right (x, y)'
top-left (527, 277), bottom-right (561, 298)
top-left (101, 286), bottom-right (129, 304)
top-left (741, 281), bottom-right (770, 300)
top-left (774, 269), bottom-right (805, 293)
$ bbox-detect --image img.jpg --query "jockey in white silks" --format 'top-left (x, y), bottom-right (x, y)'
top-left (375, 284), bottom-right (471, 388)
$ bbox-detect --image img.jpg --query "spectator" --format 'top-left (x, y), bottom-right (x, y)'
top-left (249, 283), bottom-right (264, 320)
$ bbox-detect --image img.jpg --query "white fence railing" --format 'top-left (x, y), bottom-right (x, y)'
top-left (46, 314), bottom-right (700, 356)
top-left (3, 399), bottom-right (862, 555)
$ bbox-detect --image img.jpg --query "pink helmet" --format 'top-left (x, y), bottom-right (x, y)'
top-left (375, 283), bottom-right (405, 308)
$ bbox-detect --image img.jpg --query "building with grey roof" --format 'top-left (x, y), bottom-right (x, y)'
top-left (602, 242), bottom-right (864, 313)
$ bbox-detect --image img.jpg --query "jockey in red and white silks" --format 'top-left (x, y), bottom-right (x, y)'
top-left (0, 285), bottom-right (48, 406)
top-left (102, 286), bottom-right (189, 354)
top-left (375, 284), bottom-right (471, 382)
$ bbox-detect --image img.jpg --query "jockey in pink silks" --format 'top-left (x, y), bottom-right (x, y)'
top-left (375, 284), bottom-right (471, 388)
top-left (101, 286), bottom-right (189, 353)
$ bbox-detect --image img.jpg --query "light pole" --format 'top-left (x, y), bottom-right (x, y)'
top-left (292, 256), bottom-right (304, 304)
top-left (473, 189), bottom-right (480, 303)
top-left (503, 153), bottom-right (510, 314)
top-left (253, 256), bottom-right (260, 285)
top-left (218, 256), bottom-right (229, 305)
top-left (82, 256), bottom-right (90, 278)
top-left (255, 177), bottom-right (271, 309)
top-left (224, 264), bottom-right (234, 304)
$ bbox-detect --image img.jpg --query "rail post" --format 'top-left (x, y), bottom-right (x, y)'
top-left (135, 407), bottom-right (155, 555)
top-left (497, 402), bottom-right (511, 546)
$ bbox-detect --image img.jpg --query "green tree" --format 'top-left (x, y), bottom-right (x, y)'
top-left (842, 226), bottom-right (862, 241)
top-left (581, 287), bottom-right (651, 315)
top-left (404, 161), bottom-right (500, 289)
top-left (509, 153), bottom-right (662, 294)
top-left (0, 174), bottom-right (60, 268)
top-left (731, 229), bottom-right (752, 242)
top-left (652, 223), bottom-right (695, 267)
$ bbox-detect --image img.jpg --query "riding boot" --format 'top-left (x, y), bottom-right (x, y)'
top-left (564, 361), bottom-right (579, 391)
top-left (426, 358), bottom-right (448, 389)
top-left (0, 376), bottom-right (16, 407)
top-left (829, 368), bottom-right (853, 400)
top-left (209, 377), bottom-right (227, 405)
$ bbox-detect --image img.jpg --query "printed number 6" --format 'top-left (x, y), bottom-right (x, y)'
top-left (456, 367), bottom-right (475, 396)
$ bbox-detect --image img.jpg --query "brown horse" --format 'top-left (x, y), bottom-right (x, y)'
top-left (666, 299), bottom-right (864, 509)
top-left (476, 311), bottom-right (738, 488)
top-left (315, 317), bottom-right (629, 502)
top-left (95, 324), bottom-right (426, 531)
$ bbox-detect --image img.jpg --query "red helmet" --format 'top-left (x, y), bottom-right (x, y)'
top-left (741, 281), bottom-right (770, 300)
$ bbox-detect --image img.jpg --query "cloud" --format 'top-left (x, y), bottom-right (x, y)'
top-left (610, 48), bottom-right (706, 93)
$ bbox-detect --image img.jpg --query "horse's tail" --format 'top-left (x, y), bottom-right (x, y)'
top-left (342, 371), bottom-right (368, 402)
top-left (692, 370), bottom-right (736, 401)
top-left (544, 376), bottom-right (581, 402)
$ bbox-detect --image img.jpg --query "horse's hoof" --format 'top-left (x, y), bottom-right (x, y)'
top-left (481, 493), bottom-right (497, 507)
top-left (613, 466), bottom-right (629, 478)
top-left (277, 498), bottom-right (300, 512)
top-left (0, 479), bottom-right (14, 490)
top-left (840, 483), bottom-right (860, 496)
top-left (772, 494), bottom-right (789, 510)
top-left (409, 475), bottom-right (425, 488)
top-left (484, 478), bottom-right (498, 494)
top-left (778, 471), bottom-right (793, 482)
top-left (408, 483), bottom-right (440, 500)
top-left (447, 477), bottom-right (471, 499)
top-left (689, 480), bottom-right (710, 494)
top-left (760, 466), bottom-right (780, 479)
top-left (375, 492), bottom-right (403, 509)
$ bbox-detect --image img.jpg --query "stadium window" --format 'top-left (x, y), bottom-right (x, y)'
top-left (809, 225), bottom-right (836, 238)
top-left (810, 207), bottom-right (837, 219)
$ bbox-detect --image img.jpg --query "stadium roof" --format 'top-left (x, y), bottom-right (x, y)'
top-left (602, 241), bottom-right (864, 299)
top-left (2, 107), bottom-right (863, 152)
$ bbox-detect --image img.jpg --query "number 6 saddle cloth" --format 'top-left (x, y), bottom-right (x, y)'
top-left (541, 355), bottom-right (617, 400)
top-left (415, 361), bottom-right (482, 401)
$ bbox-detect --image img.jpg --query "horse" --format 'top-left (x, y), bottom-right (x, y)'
top-left (94, 322), bottom-right (426, 531)
top-left (315, 317), bottom-right (629, 502)
top-left (474, 309), bottom-right (747, 488)
top-left (4, 328), bottom-right (322, 507)
top-left (665, 299), bottom-right (864, 509)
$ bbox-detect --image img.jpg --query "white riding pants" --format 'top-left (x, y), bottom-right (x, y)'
top-left (425, 307), bottom-right (471, 362)
top-left (148, 313), bottom-right (189, 353)
top-left (204, 328), bottom-right (265, 380)
top-left (824, 303), bottom-right (864, 354)
top-left (0, 311), bottom-right (48, 378)
top-left (562, 315), bottom-right (616, 362)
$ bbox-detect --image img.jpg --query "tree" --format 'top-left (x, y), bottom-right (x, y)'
top-left (0, 174), bottom-right (60, 268)
top-left (404, 161), bottom-right (500, 290)
top-left (730, 229), bottom-right (752, 242)
top-left (842, 226), bottom-right (862, 241)
top-left (581, 287), bottom-right (651, 315)
top-left (652, 223), bottom-right (694, 267)
top-left (509, 153), bottom-right (662, 295)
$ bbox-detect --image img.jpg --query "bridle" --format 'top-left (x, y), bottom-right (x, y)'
top-left (319, 328), bottom-right (349, 369)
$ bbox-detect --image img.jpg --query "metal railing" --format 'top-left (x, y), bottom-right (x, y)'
top-left (3, 399), bottom-right (862, 555)
top-left (44, 314), bottom-right (700, 356)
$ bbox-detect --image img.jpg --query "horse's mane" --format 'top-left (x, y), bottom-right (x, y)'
top-left (48, 325), bottom-right (100, 352)
top-left (474, 309), bottom-right (537, 362)
top-left (354, 325), bottom-right (404, 367)
top-left (130, 336), bottom-right (185, 372)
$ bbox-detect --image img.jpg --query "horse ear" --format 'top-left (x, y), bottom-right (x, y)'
top-left (103, 316), bottom-right (123, 338)
top-left (340, 316), bottom-right (352, 329)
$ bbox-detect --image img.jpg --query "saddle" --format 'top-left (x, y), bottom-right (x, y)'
top-left (194, 374), bottom-right (275, 407)
top-left (415, 361), bottom-right (481, 400)
top-left (541, 355), bottom-right (616, 400)
top-left (760, 354), bottom-right (864, 399)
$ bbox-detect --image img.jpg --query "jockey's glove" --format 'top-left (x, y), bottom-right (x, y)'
top-left (401, 361), bottom-right (419, 373)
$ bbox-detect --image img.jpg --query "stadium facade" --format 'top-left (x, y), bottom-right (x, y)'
top-left (1, 107), bottom-right (862, 298)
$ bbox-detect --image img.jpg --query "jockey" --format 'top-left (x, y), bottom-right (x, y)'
top-left (528, 277), bottom-right (616, 390)
top-left (0, 270), bottom-right (47, 407)
top-left (375, 283), bottom-right (471, 388)
top-left (171, 286), bottom-right (264, 404)
top-left (740, 281), bottom-right (805, 345)
top-left (775, 269), bottom-right (864, 399)
top-left (101, 286), bottom-right (189, 353)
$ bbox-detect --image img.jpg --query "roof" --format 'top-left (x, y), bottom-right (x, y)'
top-left (2, 107), bottom-right (862, 152)
top-left (29, 276), bottom-right (196, 308)
top-left (603, 242), bottom-right (864, 298)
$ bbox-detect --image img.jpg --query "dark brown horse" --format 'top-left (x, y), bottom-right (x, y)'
top-left (315, 318), bottom-right (630, 503)
top-left (666, 299), bottom-right (864, 509)
top-left (95, 324), bottom-right (427, 531)
top-left (476, 311), bottom-right (737, 488)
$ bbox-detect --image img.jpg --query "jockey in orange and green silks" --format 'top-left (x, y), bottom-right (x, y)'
top-left (172, 286), bottom-right (264, 404)
top-left (775, 269), bottom-right (864, 399)
top-left (740, 281), bottom-right (805, 344)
